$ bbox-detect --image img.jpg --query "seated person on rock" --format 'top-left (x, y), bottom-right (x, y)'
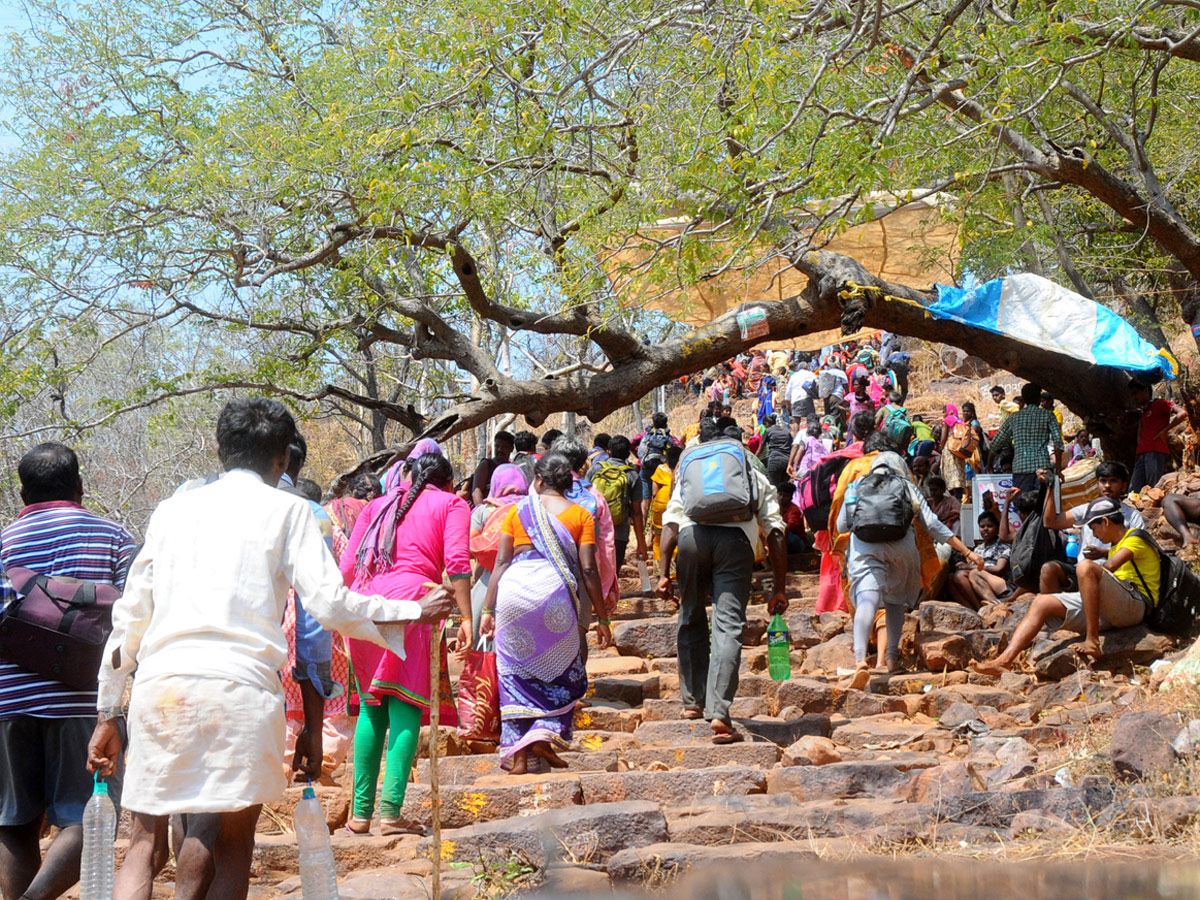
top-left (972, 497), bottom-right (1157, 675)
top-left (1038, 461), bottom-right (1143, 593)
top-left (1162, 492), bottom-right (1200, 548)
top-left (947, 510), bottom-right (1012, 611)
top-left (926, 476), bottom-right (961, 538)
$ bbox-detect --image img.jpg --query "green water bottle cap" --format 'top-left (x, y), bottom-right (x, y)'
top-left (93, 773), bottom-right (109, 796)
top-left (302, 786), bottom-right (316, 800)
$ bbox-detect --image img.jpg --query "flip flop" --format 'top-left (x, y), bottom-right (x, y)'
top-left (681, 708), bottom-right (704, 720)
top-left (712, 730), bottom-right (745, 745)
top-left (380, 818), bottom-right (427, 837)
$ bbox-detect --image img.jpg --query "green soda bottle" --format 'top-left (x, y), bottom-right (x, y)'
top-left (766, 612), bottom-right (791, 681)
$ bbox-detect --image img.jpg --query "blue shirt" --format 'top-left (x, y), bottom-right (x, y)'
top-left (0, 502), bottom-right (135, 719)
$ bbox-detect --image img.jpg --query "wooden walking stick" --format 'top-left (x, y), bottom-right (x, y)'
top-left (427, 602), bottom-right (444, 900)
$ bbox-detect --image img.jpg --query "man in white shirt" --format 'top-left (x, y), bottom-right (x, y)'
top-left (785, 361), bottom-right (818, 435)
top-left (87, 398), bottom-right (452, 900)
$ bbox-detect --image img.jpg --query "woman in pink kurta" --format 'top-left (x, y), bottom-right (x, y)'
top-left (340, 452), bottom-right (472, 835)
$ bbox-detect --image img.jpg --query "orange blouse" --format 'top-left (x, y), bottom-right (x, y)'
top-left (502, 501), bottom-right (596, 549)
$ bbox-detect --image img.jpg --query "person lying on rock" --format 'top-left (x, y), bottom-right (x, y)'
top-left (1162, 492), bottom-right (1200, 548)
top-left (972, 497), bottom-right (1158, 675)
top-left (1038, 461), bottom-right (1142, 594)
top-left (946, 510), bottom-right (1013, 611)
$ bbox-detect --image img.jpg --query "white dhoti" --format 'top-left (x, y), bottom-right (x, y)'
top-left (122, 674), bottom-right (286, 815)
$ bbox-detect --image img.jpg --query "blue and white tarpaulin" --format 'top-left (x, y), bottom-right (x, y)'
top-left (930, 273), bottom-right (1178, 380)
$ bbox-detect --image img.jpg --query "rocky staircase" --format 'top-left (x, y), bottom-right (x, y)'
top-left (237, 565), bottom-right (1200, 899)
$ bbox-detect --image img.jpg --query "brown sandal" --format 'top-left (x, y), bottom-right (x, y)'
top-left (681, 708), bottom-right (704, 720)
top-left (380, 817), bottom-right (427, 836)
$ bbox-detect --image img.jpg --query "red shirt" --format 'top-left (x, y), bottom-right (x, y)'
top-left (1137, 398), bottom-right (1176, 455)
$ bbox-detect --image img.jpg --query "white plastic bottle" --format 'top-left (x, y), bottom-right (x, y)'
top-left (295, 786), bottom-right (339, 900)
top-left (80, 776), bottom-right (116, 900)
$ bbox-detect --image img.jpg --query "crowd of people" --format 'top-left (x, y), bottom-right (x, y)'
top-left (0, 331), bottom-right (1192, 900)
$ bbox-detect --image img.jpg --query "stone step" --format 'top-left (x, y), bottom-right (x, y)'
top-left (422, 799), bottom-right (669, 865)
top-left (621, 742), bottom-right (782, 770)
top-left (413, 750), bottom-right (618, 784)
top-left (666, 796), bottom-right (935, 845)
top-left (400, 776), bottom-right (583, 829)
top-left (632, 715), bottom-right (831, 747)
top-left (573, 703), bottom-right (643, 732)
top-left (571, 730), bottom-right (642, 753)
top-left (606, 840), bottom-right (818, 884)
top-left (585, 656), bottom-right (649, 677)
top-left (641, 697), bottom-right (767, 722)
top-left (578, 765), bottom-right (766, 806)
top-left (586, 673), bottom-right (660, 706)
top-left (767, 760), bottom-right (935, 802)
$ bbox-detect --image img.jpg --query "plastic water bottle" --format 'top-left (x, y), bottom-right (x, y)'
top-left (80, 775), bottom-right (116, 900)
top-left (1065, 534), bottom-right (1080, 561)
top-left (295, 785), bottom-right (339, 900)
top-left (767, 613), bottom-right (792, 682)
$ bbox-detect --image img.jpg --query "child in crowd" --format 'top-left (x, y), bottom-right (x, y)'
top-left (947, 510), bottom-right (1013, 610)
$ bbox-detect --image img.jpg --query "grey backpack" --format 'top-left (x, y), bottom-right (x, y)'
top-left (677, 439), bottom-right (756, 524)
top-left (849, 470), bottom-right (914, 543)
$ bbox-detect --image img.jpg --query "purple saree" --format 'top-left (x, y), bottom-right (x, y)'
top-left (495, 496), bottom-right (587, 766)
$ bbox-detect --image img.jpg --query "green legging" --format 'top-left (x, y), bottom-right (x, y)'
top-left (352, 695), bottom-right (422, 820)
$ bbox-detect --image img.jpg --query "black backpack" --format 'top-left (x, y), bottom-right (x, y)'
top-left (849, 470), bottom-right (915, 543)
top-left (796, 453), bottom-right (854, 532)
top-left (1126, 528), bottom-right (1200, 638)
top-left (1008, 509), bottom-right (1066, 593)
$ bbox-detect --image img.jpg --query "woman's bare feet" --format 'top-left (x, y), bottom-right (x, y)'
top-left (1076, 639), bottom-right (1103, 659)
top-left (530, 741), bottom-right (569, 769)
top-left (970, 659), bottom-right (1010, 677)
top-left (509, 749), bottom-right (528, 775)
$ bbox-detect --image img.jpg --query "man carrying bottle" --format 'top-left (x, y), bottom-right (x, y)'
top-left (87, 399), bottom-right (452, 900)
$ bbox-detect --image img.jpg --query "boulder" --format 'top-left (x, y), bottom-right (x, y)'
top-left (769, 677), bottom-right (837, 715)
top-left (1111, 710), bottom-right (1180, 781)
top-left (767, 762), bottom-right (911, 801)
top-left (918, 601), bottom-right (984, 634)
top-left (782, 735), bottom-right (842, 767)
top-left (423, 800), bottom-right (669, 865)
top-left (840, 691), bottom-right (909, 717)
top-left (784, 613), bottom-right (824, 649)
top-left (964, 629), bottom-right (1009, 662)
top-left (938, 702), bottom-right (981, 730)
top-left (815, 611), bottom-right (852, 640)
top-left (916, 632), bottom-right (970, 671)
top-left (1031, 626), bottom-right (1176, 679)
top-left (932, 786), bottom-right (1116, 827)
top-left (1009, 811), bottom-right (1076, 837)
top-left (612, 618), bottom-right (677, 659)
top-left (907, 762), bottom-right (987, 803)
top-left (799, 633), bottom-right (855, 674)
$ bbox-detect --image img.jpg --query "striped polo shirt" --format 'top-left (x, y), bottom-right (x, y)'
top-left (0, 501), bottom-right (136, 719)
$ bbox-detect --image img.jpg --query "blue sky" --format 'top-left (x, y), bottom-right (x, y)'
top-left (0, 2), bottom-right (26, 154)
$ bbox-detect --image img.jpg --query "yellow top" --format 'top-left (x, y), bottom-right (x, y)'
top-left (1110, 530), bottom-right (1159, 606)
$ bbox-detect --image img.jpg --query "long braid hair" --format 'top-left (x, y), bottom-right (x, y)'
top-left (393, 453), bottom-right (453, 529)
top-left (355, 452), bottom-right (454, 573)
